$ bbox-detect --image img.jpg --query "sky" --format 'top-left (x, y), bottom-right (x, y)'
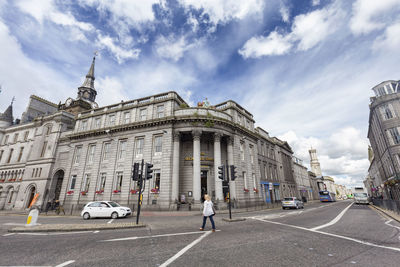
top-left (1, 0), bottom-right (400, 188)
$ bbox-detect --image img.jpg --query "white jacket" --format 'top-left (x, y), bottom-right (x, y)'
top-left (203, 200), bottom-right (214, 216)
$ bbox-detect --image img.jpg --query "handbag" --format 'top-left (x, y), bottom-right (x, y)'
top-left (212, 205), bottom-right (216, 215)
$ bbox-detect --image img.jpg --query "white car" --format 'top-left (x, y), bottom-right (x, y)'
top-left (81, 201), bottom-right (132, 220)
top-left (282, 197), bottom-right (304, 209)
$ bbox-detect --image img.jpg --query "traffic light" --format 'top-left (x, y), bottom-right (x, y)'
top-left (145, 163), bottom-right (154, 180)
top-left (230, 165), bottom-right (237, 181)
top-left (132, 163), bottom-right (139, 181)
top-left (218, 165), bottom-right (225, 180)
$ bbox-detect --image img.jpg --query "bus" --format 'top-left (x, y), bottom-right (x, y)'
top-left (319, 191), bottom-right (336, 202)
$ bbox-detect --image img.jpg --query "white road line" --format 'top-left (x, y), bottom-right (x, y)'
top-left (16, 231), bottom-right (93, 236)
top-left (2, 233), bottom-right (15, 236)
top-left (311, 203), bottom-right (353, 231)
top-left (18, 232), bottom-right (48, 236)
top-left (3, 223), bottom-right (27, 226)
top-left (253, 218), bottom-right (400, 252)
top-left (160, 231), bottom-right (212, 267)
top-left (385, 219), bottom-right (400, 230)
top-left (107, 219), bottom-right (114, 224)
top-left (93, 231), bottom-right (100, 233)
top-left (55, 260), bottom-right (75, 267)
top-left (101, 230), bottom-right (221, 242)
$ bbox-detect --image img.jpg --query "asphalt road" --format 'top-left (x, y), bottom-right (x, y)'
top-left (0, 200), bottom-right (399, 266)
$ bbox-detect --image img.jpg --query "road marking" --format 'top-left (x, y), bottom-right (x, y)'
top-left (55, 260), bottom-right (75, 267)
top-left (107, 219), bottom-right (114, 224)
top-left (16, 231), bottom-right (93, 236)
top-left (385, 219), bottom-right (400, 230)
top-left (18, 232), bottom-right (48, 236)
top-left (3, 223), bottom-right (27, 226)
top-left (311, 203), bottom-right (353, 231)
top-left (93, 231), bottom-right (100, 233)
top-left (253, 218), bottom-right (400, 252)
top-left (101, 230), bottom-right (221, 242)
top-left (3, 233), bottom-right (15, 236)
top-left (160, 231), bottom-right (212, 267)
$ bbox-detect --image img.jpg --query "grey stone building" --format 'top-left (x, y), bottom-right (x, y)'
top-left (292, 156), bottom-right (313, 201)
top-left (368, 80), bottom-right (400, 200)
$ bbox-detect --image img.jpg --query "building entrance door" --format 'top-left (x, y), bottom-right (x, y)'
top-left (201, 170), bottom-right (207, 202)
top-left (26, 187), bottom-right (36, 208)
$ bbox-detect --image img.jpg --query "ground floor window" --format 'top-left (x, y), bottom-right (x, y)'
top-left (274, 185), bottom-right (280, 201)
top-left (152, 170), bottom-right (160, 192)
top-left (99, 173), bottom-right (106, 191)
top-left (69, 175), bottom-right (77, 190)
top-left (114, 172), bottom-right (123, 192)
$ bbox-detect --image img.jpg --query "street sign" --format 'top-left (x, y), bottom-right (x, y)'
top-left (269, 182), bottom-right (273, 190)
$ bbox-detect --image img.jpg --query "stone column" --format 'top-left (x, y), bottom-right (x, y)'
top-left (192, 130), bottom-right (201, 202)
top-left (227, 136), bottom-right (236, 200)
top-left (171, 131), bottom-right (180, 202)
top-left (214, 132), bottom-right (223, 201)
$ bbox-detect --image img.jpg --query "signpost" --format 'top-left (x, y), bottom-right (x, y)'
top-left (132, 160), bottom-right (153, 225)
top-left (218, 163), bottom-right (237, 220)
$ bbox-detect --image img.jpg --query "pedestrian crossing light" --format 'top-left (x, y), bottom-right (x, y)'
top-left (218, 165), bottom-right (225, 180)
top-left (132, 163), bottom-right (140, 181)
top-left (230, 165), bottom-right (237, 181)
top-left (145, 163), bottom-right (154, 180)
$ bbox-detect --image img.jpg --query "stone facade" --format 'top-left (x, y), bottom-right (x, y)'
top-left (292, 156), bottom-right (313, 201)
top-left (368, 80), bottom-right (400, 200)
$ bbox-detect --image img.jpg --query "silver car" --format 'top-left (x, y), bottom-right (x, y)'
top-left (282, 197), bottom-right (304, 209)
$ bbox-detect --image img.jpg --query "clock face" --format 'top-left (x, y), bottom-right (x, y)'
top-left (66, 98), bottom-right (73, 107)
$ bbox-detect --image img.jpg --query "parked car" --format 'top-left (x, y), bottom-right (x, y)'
top-left (282, 197), bottom-right (304, 209)
top-left (81, 201), bottom-right (132, 220)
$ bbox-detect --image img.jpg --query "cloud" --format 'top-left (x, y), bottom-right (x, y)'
top-left (279, 2), bottom-right (290, 23)
top-left (95, 76), bottom-right (128, 106)
top-left (239, 1), bottom-right (344, 58)
top-left (350, 0), bottom-right (400, 35)
top-left (373, 22), bottom-right (400, 51)
top-left (155, 35), bottom-right (195, 61)
top-left (312, 0), bottom-right (320, 6)
top-left (238, 31), bottom-right (293, 58)
top-left (278, 127), bottom-right (369, 186)
top-left (96, 34), bottom-right (140, 64)
top-left (178, 0), bottom-right (264, 27)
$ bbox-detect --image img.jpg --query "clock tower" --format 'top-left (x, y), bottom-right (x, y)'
top-left (59, 56), bottom-right (99, 114)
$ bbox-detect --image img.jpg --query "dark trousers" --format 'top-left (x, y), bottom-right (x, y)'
top-left (201, 215), bottom-right (215, 229)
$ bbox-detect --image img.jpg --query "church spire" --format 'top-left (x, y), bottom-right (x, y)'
top-left (77, 55), bottom-right (98, 106)
top-left (0, 101), bottom-right (14, 127)
top-left (80, 56), bottom-right (95, 90)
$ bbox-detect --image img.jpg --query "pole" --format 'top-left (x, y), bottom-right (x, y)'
top-left (136, 159), bottom-right (144, 225)
top-left (226, 160), bottom-right (232, 220)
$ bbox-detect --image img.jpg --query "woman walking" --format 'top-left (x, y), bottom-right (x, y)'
top-left (200, 194), bottom-right (216, 232)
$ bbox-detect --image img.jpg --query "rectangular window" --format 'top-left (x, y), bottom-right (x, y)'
top-left (69, 175), bottom-right (77, 190)
top-left (118, 140), bottom-right (127, 160)
top-left (82, 174), bottom-right (90, 192)
top-left (17, 147), bottom-right (24, 162)
top-left (389, 127), bottom-right (400, 144)
top-left (124, 112), bottom-right (130, 124)
top-left (88, 145), bottom-right (96, 164)
top-left (264, 165), bottom-right (268, 179)
top-left (81, 120), bottom-right (88, 131)
top-left (95, 118), bottom-right (101, 129)
top-left (140, 108), bottom-right (147, 121)
top-left (154, 136), bottom-right (162, 154)
top-left (24, 131), bottom-right (29, 141)
top-left (252, 173), bottom-right (257, 190)
top-left (157, 105), bottom-right (164, 118)
top-left (4, 135), bottom-right (9, 145)
top-left (243, 171), bottom-right (247, 189)
top-left (237, 115), bottom-right (242, 125)
top-left (13, 133), bottom-right (19, 143)
top-left (249, 145), bottom-right (254, 164)
top-left (135, 138), bottom-right (144, 158)
top-left (99, 173), bottom-right (106, 191)
top-left (108, 114), bottom-right (116, 126)
top-left (7, 149), bottom-right (13, 163)
top-left (103, 143), bottom-right (110, 160)
top-left (153, 170), bottom-right (161, 191)
top-left (115, 172), bottom-right (123, 191)
top-left (40, 141), bottom-right (47, 158)
top-left (74, 146), bottom-right (82, 164)
top-left (240, 142), bottom-right (244, 161)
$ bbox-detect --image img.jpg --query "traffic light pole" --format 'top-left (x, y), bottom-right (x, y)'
top-left (136, 159), bottom-right (145, 225)
top-left (226, 161), bottom-right (232, 220)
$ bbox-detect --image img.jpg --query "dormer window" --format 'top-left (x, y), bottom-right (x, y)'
top-left (81, 120), bottom-right (88, 131)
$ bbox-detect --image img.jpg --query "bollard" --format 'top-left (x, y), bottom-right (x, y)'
top-left (26, 207), bottom-right (39, 227)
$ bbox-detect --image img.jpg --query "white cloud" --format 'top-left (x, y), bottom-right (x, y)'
top-left (96, 34), bottom-right (140, 64)
top-left (155, 35), bottom-right (194, 62)
top-left (350, 0), bottom-right (400, 35)
top-left (15, 0), bottom-right (94, 32)
top-left (278, 127), bottom-right (369, 186)
top-left (179, 0), bottom-right (264, 27)
top-left (373, 22), bottom-right (400, 51)
top-left (238, 31), bottom-right (293, 58)
top-left (95, 76), bottom-right (128, 106)
top-left (279, 3), bottom-right (290, 23)
top-left (239, 1), bottom-right (344, 58)
top-left (312, 0), bottom-right (320, 6)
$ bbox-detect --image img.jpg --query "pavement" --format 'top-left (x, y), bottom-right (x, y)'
top-left (3, 200), bottom-right (399, 233)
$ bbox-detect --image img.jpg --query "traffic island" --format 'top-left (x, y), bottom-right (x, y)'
top-left (222, 218), bottom-right (246, 222)
top-left (8, 222), bottom-right (146, 233)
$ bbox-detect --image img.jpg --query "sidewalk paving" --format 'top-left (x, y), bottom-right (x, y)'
top-left (371, 204), bottom-right (400, 223)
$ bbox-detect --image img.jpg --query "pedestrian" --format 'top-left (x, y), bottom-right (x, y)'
top-left (200, 194), bottom-right (216, 232)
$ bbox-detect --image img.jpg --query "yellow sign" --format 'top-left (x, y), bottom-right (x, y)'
top-left (184, 156), bottom-right (214, 161)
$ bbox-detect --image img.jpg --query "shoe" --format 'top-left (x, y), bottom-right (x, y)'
top-left (212, 229), bottom-right (215, 232)
top-left (199, 228), bottom-right (204, 231)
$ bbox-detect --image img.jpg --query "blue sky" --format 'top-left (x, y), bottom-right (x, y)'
top-left (1, 0), bottom-right (400, 187)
